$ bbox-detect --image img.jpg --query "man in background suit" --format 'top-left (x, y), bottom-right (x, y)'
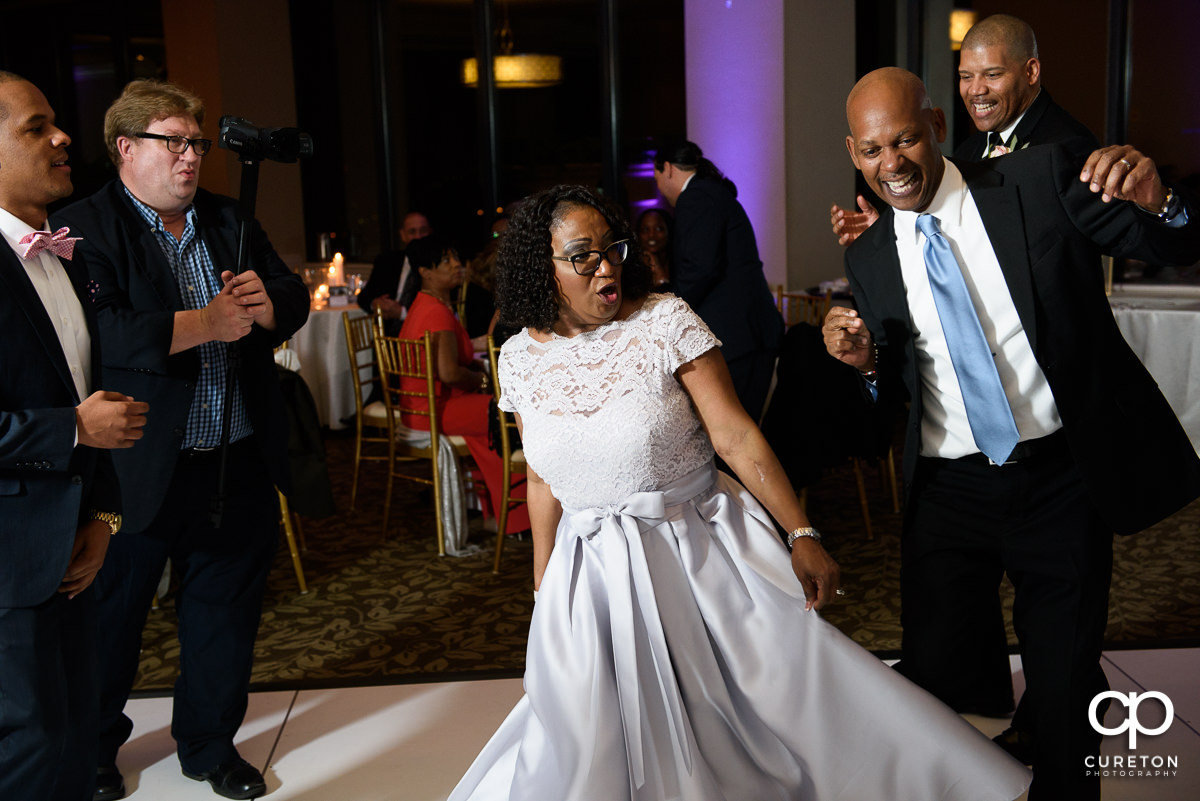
top-left (654, 140), bottom-right (784, 420)
top-left (0, 72), bottom-right (147, 801)
top-left (357, 209), bottom-right (432, 333)
top-left (823, 67), bottom-right (1200, 799)
top-left (53, 79), bottom-right (308, 800)
top-left (831, 14), bottom-right (1098, 245)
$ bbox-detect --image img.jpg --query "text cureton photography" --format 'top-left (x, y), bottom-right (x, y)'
top-left (1085, 691), bottom-right (1181, 779)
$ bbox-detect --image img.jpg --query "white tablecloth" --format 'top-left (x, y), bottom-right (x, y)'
top-left (1110, 290), bottom-right (1200, 453)
top-left (289, 304), bottom-right (366, 430)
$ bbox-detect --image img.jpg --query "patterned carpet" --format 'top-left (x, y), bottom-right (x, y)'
top-left (131, 431), bottom-right (1200, 693)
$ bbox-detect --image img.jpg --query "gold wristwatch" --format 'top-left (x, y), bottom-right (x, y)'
top-left (89, 510), bottom-right (122, 535)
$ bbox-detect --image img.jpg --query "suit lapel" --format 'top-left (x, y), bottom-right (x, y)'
top-left (0, 246), bottom-right (81, 398)
top-left (961, 161), bottom-right (1039, 350)
top-left (111, 183), bottom-right (184, 310)
top-left (856, 207), bottom-right (910, 325)
top-left (1013, 90), bottom-right (1051, 149)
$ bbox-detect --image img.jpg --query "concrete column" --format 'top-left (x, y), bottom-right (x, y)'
top-left (684, 0), bottom-right (856, 292)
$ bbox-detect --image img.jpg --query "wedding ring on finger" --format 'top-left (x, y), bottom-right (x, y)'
top-left (1119, 158), bottom-right (1133, 169)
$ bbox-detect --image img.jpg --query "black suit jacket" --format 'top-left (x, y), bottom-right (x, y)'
top-left (358, 247), bottom-right (407, 315)
top-left (0, 242), bottom-right (118, 607)
top-left (52, 181), bottom-right (309, 533)
top-left (954, 89), bottom-right (1099, 161)
top-left (672, 177), bottom-right (783, 361)
top-left (845, 146), bottom-right (1200, 535)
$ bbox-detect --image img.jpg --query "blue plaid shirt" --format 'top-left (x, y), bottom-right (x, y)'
top-left (126, 188), bottom-right (252, 449)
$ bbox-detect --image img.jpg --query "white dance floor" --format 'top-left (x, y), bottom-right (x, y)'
top-left (114, 648), bottom-right (1199, 800)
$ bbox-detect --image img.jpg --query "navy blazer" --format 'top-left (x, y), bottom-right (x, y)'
top-left (52, 181), bottom-right (309, 533)
top-left (672, 177), bottom-right (783, 362)
top-left (0, 243), bottom-right (119, 607)
top-left (845, 146), bottom-right (1200, 535)
top-left (953, 88), bottom-right (1099, 161)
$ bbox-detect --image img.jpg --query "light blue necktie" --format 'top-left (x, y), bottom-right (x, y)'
top-left (917, 214), bottom-right (1020, 464)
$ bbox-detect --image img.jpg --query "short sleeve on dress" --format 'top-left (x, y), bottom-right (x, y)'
top-left (496, 337), bottom-right (526, 414)
top-left (660, 296), bottom-right (720, 375)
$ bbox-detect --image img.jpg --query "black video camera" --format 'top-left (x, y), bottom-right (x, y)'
top-left (218, 116), bottom-right (313, 163)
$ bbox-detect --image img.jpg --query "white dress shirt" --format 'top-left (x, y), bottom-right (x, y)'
top-left (891, 158), bottom-right (1061, 459)
top-left (0, 207), bottom-right (92, 403)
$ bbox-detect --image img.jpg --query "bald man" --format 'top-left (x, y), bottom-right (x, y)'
top-left (955, 13), bottom-right (1097, 161)
top-left (357, 210), bottom-right (433, 328)
top-left (824, 67), bottom-right (1199, 800)
top-left (832, 14), bottom-right (1098, 246)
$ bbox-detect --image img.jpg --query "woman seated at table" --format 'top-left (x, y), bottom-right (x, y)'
top-left (398, 235), bottom-right (529, 535)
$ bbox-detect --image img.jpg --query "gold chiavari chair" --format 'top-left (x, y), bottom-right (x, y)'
top-left (374, 328), bottom-right (475, 553)
top-left (342, 310), bottom-right (391, 512)
top-left (486, 335), bottom-right (528, 573)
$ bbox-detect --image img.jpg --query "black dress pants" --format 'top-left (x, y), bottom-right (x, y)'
top-left (0, 589), bottom-right (98, 801)
top-left (93, 439), bottom-right (278, 774)
top-left (901, 436), bottom-right (1111, 801)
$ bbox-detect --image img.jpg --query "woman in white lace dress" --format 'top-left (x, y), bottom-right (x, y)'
top-left (446, 186), bottom-right (1030, 801)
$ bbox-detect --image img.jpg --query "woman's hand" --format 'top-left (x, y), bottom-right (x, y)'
top-left (789, 538), bottom-right (841, 611)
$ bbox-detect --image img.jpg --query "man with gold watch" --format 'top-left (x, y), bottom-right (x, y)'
top-left (0, 72), bottom-right (148, 801)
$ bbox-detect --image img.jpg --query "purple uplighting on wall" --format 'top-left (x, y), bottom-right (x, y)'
top-left (683, 0), bottom-right (786, 286)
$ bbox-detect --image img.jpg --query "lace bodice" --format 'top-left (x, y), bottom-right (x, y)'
top-left (498, 294), bottom-right (720, 509)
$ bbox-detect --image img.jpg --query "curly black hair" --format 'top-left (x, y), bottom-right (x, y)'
top-left (495, 185), bottom-right (651, 332)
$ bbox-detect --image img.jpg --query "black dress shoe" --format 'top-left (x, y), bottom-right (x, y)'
top-left (993, 726), bottom-right (1036, 766)
top-left (94, 765), bottom-right (126, 801)
top-left (182, 757), bottom-right (267, 799)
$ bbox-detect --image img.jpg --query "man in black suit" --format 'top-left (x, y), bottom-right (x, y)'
top-left (654, 140), bottom-right (783, 420)
top-left (0, 72), bottom-right (147, 801)
top-left (830, 13), bottom-right (1101, 750)
top-left (824, 67), bottom-right (1200, 800)
top-left (357, 209), bottom-right (432, 332)
top-left (832, 14), bottom-right (1098, 245)
top-left (52, 79), bottom-right (308, 800)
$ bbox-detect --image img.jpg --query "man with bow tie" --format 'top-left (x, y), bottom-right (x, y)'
top-left (0, 72), bottom-right (148, 801)
top-left (52, 79), bottom-right (308, 801)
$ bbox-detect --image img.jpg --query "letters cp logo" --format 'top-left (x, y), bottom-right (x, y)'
top-left (1089, 691), bottom-right (1174, 749)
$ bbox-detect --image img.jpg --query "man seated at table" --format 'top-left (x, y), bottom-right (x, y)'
top-left (358, 210), bottom-right (432, 335)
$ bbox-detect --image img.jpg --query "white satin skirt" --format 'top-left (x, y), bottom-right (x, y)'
top-left (447, 463), bottom-right (1030, 801)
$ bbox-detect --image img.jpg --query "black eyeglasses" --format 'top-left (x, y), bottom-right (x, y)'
top-left (134, 132), bottom-right (213, 156)
top-left (551, 239), bottom-right (631, 276)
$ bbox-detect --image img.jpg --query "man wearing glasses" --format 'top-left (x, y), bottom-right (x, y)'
top-left (53, 79), bottom-right (308, 801)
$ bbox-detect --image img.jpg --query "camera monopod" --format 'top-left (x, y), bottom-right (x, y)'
top-left (210, 116), bottom-right (313, 528)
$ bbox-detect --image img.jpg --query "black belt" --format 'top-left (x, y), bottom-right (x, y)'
top-left (955, 428), bottom-right (1067, 466)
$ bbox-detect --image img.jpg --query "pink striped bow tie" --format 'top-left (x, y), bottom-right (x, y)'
top-left (20, 227), bottom-right (82, 261)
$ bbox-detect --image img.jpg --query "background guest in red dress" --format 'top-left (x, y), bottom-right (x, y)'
top-left (398, 235), bottom-right (529, 535)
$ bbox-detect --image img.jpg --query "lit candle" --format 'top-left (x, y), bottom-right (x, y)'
top-left (329, 252), bottom-right (345, 286)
